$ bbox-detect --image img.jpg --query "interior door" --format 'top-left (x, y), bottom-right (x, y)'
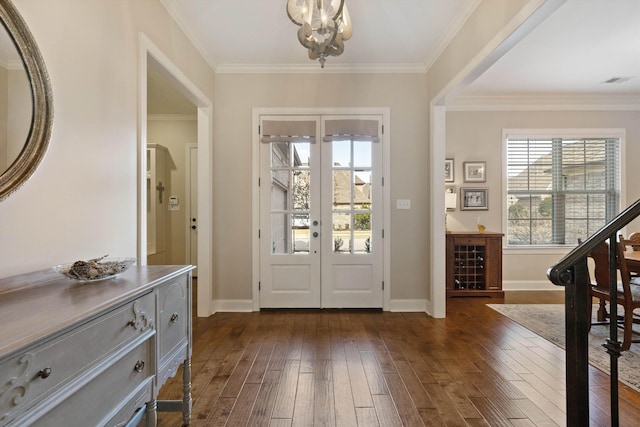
top-left (259, 115), bottom-right (383, 308)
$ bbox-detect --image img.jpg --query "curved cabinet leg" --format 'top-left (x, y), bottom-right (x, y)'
top-left (182, 359), bottom-right (192, 425)
top-left (146, 399), bottom-right (157, 427)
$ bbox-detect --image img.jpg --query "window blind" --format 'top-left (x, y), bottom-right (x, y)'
top-left (261, 120), bottom-right (316, 143)
top-left (506, 137), bottom-right (620, 246)
top-left (323, 119), bottom-right (380, 142)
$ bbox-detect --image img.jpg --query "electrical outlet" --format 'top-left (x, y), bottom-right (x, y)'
top-left (397, 199), bottom-right (411, 209)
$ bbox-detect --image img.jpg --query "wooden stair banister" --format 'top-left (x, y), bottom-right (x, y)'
top-left (547, 198), bottom-right (640, 427)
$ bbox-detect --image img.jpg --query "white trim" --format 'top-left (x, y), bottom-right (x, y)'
top-left (448, 95), bottom-right (640, 111)
top-left (159, 0), bottom-right (218, 71)
top-left (185, 144), bottom-right (198, 276)
top-left (213, 299), bottom-right (254, 312)
top-left (432, 0), bottom-right (565, 106)
top-left (423, 0), bottom-right (481, 71)
top-left (216, 63), bottom-right (428, 74)
top-left (148, 114), bottom-right (197, 121)
top-left (501, 128), bottom-right (627, 249)
top-left (138, 33), bottom-right (215, 317)
top-left (252, 107), bottom-right (391, 311)
top-left (428, 106), bottom-right (447, 318)
top-left (389, 299), bottom-right (427, 312)
top-left (503, 280), bottom-right (563, 291)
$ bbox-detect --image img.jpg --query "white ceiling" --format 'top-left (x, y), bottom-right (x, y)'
top-left (151, 0), bottom-right (640, 113)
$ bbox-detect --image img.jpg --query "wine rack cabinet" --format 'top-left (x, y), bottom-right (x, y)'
top-left (446, 232), bottom-right (504, 297)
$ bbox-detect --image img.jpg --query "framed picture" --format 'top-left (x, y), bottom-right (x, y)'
top-left (445, 158), bottom-right (454, 182)
top-left (461, 188), bottom-right (488, 210)
top-left (464, 161), bottom-right (486, 182)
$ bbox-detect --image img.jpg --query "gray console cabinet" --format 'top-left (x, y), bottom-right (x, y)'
top-left (0, 265), bottom-right (194, 427)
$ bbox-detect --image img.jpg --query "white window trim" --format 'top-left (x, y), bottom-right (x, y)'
top-left (501, 128), bottom-right (627, 251)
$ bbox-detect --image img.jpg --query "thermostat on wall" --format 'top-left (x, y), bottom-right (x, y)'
top-left (168, 196), bottom-right (179, 211)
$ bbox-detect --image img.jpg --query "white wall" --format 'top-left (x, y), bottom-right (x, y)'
top-left (0, 0), bottom-right (214, 278)
top-left (446, 109), bottom-right (640, 286)
top-left (213, 73), bottom-right (429, 301)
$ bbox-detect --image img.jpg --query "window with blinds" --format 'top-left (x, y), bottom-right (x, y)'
top-left (506, 137), bottom-right (620, 246)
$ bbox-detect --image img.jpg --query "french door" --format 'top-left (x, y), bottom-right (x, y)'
top-left (259, 115), bottom-right (383, 308)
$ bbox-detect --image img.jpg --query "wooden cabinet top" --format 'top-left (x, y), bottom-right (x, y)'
top-left (0, 265), bottom-right (194, 359)
top-left (446, 231), bottom-right (504, 237)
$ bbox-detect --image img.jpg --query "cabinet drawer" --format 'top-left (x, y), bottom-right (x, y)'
top-left (454, 237), bottom-right (486, 246)
top-left (0, 292), bottom-right (154, 424)
top-left (157, 275), bottom-right (189, 361)
top-left (29, 338), bottom-right (153, 427)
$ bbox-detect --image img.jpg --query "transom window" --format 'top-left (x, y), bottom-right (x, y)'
top-left (505, 131), bottom-right (621, 247)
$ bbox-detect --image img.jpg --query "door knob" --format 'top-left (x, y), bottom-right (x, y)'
top-left (191, 225), bottom-right (197, 230)
top-left (313, 232), bottom-right (319, 238)
top-left (313, 220), bottom-right (319, 226)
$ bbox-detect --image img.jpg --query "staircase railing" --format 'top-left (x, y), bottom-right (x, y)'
top-left (547, 198), bottom-right (640, 426)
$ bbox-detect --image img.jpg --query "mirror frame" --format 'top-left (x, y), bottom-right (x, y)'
top-left (0, 0), bottom-right (53, 201)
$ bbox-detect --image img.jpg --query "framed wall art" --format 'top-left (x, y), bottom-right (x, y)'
top-left (461, 188), bottom-right (488, 210)
top-left (463, 161), bottom-right (486, 182)
top-left (445, 158), bottom-right (454, 182)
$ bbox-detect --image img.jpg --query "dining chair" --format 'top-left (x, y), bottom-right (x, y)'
top-left (587, 237), bottom-right (640, 350)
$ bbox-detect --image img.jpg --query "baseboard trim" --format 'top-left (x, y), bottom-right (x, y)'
top-left (213, 299), bottom-right (254, 312)
top-left (389, 299), bottom-right (427, 312)
top-left (502, 280), bottom-right (563, 291)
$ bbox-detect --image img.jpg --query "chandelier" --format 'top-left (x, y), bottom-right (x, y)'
top-left (286, 0), bottom-right (352, 68)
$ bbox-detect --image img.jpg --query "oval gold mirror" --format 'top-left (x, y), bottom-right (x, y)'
top-left (0, 0), bottom-right (53, 201)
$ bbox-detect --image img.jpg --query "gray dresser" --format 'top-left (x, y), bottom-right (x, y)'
top-left (0, 265), bottom-right (194, 427)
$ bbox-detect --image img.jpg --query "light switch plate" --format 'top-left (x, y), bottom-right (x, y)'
top-left (397, 199), bottom-right (411, 209)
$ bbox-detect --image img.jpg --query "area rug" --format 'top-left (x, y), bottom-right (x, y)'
top-left (487, 304), bottom-right (640, 393)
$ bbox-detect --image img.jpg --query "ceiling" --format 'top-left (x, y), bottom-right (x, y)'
top-left (150, 0), bottom-right (640, 113)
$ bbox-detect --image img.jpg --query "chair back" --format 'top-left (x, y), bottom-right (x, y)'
top-left (589, 240), bottom-right (612, 291)
top-left (627, 232), bottom-right (640, 251)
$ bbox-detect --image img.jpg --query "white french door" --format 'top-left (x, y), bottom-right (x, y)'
top-left (259, 115), bottom-right (383, 308)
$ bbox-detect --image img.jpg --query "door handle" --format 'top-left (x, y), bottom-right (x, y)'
top-left (313, 232), bottom-right (319, 238)
top-left (313, 220), bottom-right (319, 226)
top-left (192, 225), bottom-right (197, 230)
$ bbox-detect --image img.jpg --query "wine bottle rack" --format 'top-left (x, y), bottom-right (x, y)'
top-left (446, 232), bottom-right (504, 297)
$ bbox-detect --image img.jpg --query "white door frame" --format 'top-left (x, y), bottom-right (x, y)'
top-left (252, 107), bottom-right (391, 311)
top-left (138, 33), bottom-right (214, 317)
top-left (185, 143), bottom-right (198, 276)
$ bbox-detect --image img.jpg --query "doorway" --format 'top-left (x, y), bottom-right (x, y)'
top-left (258, 114), bottom-right (384, 308)
top-left (139, 34), bottom-right (213, 316)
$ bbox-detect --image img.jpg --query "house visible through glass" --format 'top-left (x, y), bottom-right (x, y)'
top-left (506, 137), bottom-right (620, 246)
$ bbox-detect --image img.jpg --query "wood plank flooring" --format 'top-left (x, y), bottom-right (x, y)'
top-left (154, 292), bottom-right (640, 426)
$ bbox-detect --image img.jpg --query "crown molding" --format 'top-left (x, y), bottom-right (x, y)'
top-left (423, 0), bottom-right (481, 72)
top-left (160, 0), bottom-right (218, 72)
top-left (448, 94), bottom-right (640, 111)
top-left (215, 63), bottom-right (428, 74)
top-left (147, 114), bottom-right (197, 121)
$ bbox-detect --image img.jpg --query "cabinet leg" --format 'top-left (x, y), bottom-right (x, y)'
top-left (145, 399), bottom-right (157, 427)
top-left (182, 359), bottom-right (192, 426)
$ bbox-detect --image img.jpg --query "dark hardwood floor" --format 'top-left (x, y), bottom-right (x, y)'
top-left (155, 291), bottom-right (640, 426)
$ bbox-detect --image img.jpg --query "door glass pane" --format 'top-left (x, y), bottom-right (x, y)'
top-left (354, 141), bottom-right (372, 167)
top-left (292, 142), bottom-right (311, 167)
top-left (331, 139), bottom-right (373, 255)
top-left (293, 213), bottom-right (310, 253)
top-left (271, 213), bottom-right (288, 253)
top-left (293, 170), bottom-right (310, 210)
top-left (333, 213), bottom-right (351, 254)
top-left (271, 142), bottom-right (289, 168)
top-left (354, 213), bottom-right (371, 253)
top-left (332, 140), bottom-right (350, 167)
top-left (333, 170), bottom-right (351, 208)
top-left (270, 140), bottom-right (311, 256)
top-left (271, 170), bottom-right (289, 210)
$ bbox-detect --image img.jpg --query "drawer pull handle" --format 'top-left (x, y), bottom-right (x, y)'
top-left (170, 313), bottom-right (179, 323)
top-left (38, 367), bottom-right (52, 379)
top-left (134, 360), bottom-right (145, 373)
